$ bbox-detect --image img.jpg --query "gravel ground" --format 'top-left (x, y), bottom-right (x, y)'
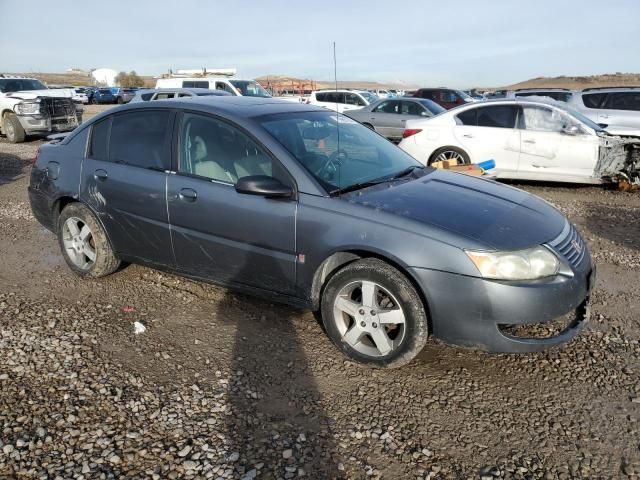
top-left (0, 129), bottom-right (639, 479)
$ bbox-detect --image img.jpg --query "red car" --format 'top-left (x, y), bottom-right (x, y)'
top-left (413, 88), bottom-right (475, 110)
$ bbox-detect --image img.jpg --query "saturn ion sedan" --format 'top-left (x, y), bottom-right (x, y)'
top-left (29, 97), bottom-right (594, 368)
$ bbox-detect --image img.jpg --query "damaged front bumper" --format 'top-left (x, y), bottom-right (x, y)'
top-left (17, 113), bottom-right (80, 135)
top-left (596, 134), bottom-right (640, 186)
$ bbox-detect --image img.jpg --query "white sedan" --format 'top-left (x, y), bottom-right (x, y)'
top-left (399, 99), bottom-right (640, 185)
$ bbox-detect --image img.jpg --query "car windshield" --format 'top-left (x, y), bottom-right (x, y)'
top-left (258, 110), bottom-right (422, 194)
top-left (229, 80), bottom-right (271, 97)
top-left (417, 99), bottom-right (446, 115)
top-left (457, 90), bottom-right (474, 101)
top-left (359, 92), bottom-right (378, 103)
top-left (0, 78), bottom-right (47, 93)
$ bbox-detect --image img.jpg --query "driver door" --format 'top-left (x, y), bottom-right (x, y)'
top-left (167, 112), bottom-right (298, 294)
top-left (518, 105), bottom-right (599, 180)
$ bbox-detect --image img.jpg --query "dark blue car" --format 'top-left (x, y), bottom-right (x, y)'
top-left (27, 97), bottom-right (594, 368)
top-left (90, 88), bottom-right (116, 104)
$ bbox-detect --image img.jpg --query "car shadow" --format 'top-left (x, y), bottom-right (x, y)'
top-left (0, 151), bottom-right (31, 186)
top-left (584, 202), bottom-right (640, 252)
top-left (221, 253), bottom-right (340, 479)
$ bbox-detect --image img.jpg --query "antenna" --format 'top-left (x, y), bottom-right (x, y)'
top-left (333, 41), bottom-right (341, 192)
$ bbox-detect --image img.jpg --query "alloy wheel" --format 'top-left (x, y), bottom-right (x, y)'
top-left (61, 217), bottom-right (96, 270)
top-left (333, 280), bottom-right (406, 357)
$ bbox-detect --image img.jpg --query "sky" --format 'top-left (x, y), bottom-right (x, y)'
top-left (1, 0), bottom-right (639, 88)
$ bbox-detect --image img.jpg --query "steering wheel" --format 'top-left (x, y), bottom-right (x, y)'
top-left (315, 149), bottom-right (349, 181)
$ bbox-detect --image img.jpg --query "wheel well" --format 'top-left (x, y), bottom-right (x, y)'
top-left (51, 197), bottom-right (77, 232)
top-left (310, 250), bottom-right (432, 327)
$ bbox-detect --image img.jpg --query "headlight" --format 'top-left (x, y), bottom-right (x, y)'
top-left (14, 102), bottom-right (42, 115)
top-left (465, 246), bottom-right (559, 280)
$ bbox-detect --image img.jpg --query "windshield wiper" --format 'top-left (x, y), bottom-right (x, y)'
top-left (388, 165), bottom-right (422, 180)
top-left (329, 165), bottom-right (423, 196)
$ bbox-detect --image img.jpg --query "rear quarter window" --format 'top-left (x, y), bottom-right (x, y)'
top-left (456, 108), bottom-right (477, 126)
top-left (88, 118), bottom-right (110, 161)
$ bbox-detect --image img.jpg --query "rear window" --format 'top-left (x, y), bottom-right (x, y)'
top-left (108, 111), bottom-right (170, 170)
top-left (182, 81), bottom-right (209, 89)
top-left (582, 93), bottom-right (607, 109)
top-left (140, 92), bottom-right (154, 101)
top-left (456, 108), bottom-right (477, 126)
top-left (476, 106), bottom-right (518, 128)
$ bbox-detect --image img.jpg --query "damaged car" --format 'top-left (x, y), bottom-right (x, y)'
top-left (399, 98), bottom-right (640, 187)
top-left (0, 75), bottom-right (83, 143)
top-left (29, 97), bottom-right (594, 368)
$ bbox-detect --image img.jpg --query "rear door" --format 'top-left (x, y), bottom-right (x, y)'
top-left (369, 100), bottom-right (401, 137)
top-left (80, 110), bottom-right (174, 266)
top-left (166, 111), bottom-right (297, 294)
top-left (453, 105), bottom-right (521, 173)
top-left (518, 105), bottom-right (599, 180)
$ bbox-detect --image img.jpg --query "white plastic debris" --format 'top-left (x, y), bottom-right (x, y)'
top-left (133, 321), bottom-right (146, 335)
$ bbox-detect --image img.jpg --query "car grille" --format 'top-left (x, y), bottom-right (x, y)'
top-left (548, 222), bottom-right (586, 268)
top-left (40, 97), bottom-right (75, 117)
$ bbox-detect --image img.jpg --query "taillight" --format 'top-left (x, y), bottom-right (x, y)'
top-left (33, 146), bottom-right (41, 165)
top-left (402, 128), bottom-right (422, 139)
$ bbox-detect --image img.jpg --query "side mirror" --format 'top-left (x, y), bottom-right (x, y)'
top-left (235, 175), bottom-right (293, 199)
top-left (420, 111), bottom-right (430, 117)
top-left (562, 125), bottom-right (581, 136)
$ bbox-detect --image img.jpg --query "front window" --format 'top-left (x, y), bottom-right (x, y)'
top-left (0, 78), bottom-right (47, 93)
top-left (258, 111), bottom-right (422, 194)
top-left (229, 80), bottom-right (271, 97)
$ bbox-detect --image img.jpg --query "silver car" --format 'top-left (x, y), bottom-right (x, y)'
top-left (344, 98), bottom-right (445, 141)
top-left (568, 87), bottom-right (640, 129)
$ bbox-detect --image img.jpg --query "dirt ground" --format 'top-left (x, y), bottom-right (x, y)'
top-left (0, 115), bottom-right (639, 479)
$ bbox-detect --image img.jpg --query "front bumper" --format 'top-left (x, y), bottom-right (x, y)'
top-left (17, 114), bottom-right (80, 135)
top-left (410, 251), bottom-right (594, 353)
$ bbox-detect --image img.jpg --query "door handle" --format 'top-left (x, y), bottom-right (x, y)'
top-left (94, 169), bottom-right (108, 181)
top-left (178, 188), bottom-right (197, 202)
top-left (462, 134), bottom-right (473, 138)
top-left (523, 139), bottom-right (536, 144)
top-left (370, 116), bottom-right (376, 120)
top-left (600, 114), bottom-right (609, 118)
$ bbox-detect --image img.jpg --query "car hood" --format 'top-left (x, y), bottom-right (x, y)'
top-left (603, 125), bottom-right (640, 137)
top-left (343, 169), bottom-right (566, 250)
top-left (7, 88), bottom-right (75, 100)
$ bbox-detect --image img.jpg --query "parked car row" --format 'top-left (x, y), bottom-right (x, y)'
top-left (28, 96), bottom-right (595, 368)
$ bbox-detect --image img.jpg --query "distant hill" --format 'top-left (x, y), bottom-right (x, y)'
top-left (501, 73), bottom-right (640, 90)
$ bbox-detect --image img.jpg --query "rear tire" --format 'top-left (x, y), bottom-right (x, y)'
top-left (428, 146), bottom-right (470, 166)
top-left (57, 203), bottom-right (120, 278)
top-left (3, 113), bottom-right (26, 143)
top-left (321, 258), bottom-right (429, 368)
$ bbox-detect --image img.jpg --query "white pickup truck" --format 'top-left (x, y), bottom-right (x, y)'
top-left (0, 75), bottom-right (83, 143)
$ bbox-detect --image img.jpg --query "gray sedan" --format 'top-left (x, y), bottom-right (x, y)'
top-left (345, 98), bottom-right (445, 141)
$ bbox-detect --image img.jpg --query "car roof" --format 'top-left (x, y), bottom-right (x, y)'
top-left (580, 86), bottom-right (640, 93)
top-left (513, 88), bottom-right (571, 92)
top-left (106, 95), bottom-right (329, 118)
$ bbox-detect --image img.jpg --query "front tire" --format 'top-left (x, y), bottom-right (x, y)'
top-left (4, 113), bottom-right (26, 143)
top-left (321, 258), bottom-right (429, 368)
top-left (57, 203), bottom-right (120, 278)
top-left (428, 146), bottom-right (470, 166)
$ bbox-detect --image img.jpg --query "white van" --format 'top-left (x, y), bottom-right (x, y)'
top-left (307, 89), bottom-right (377, 113)
top-left (155, 77), bottom-right (271, 97)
